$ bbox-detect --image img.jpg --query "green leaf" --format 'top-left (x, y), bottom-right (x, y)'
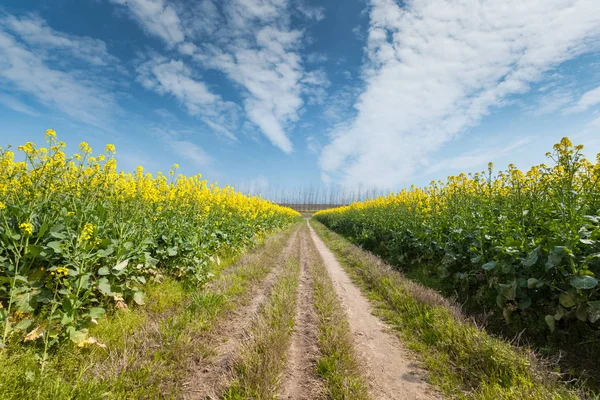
top-left (133, 291), bottom-right (145, 306)
top-left (569, 276), bottom-right (598, 290)
top-left (588, 301), bottom-right (600, 323)
top-left (75, 273), bottom-right (91, 291)
top-left (113, 259), bottom-right (129, 272)
top-left (482, 261), bottom-right (497, 271)
top-left (26, 244), bottom-right (43, 258)
top-left (527, 278), bottom-right (539, 289)
top-left (547, 246), bottom-right (566, 269)
top-left (15, 319), bottom-right (33, 331)
top-left (14, 293), bottom-right (35, 313)
top-left (576, 305), bottom-right (588, 322)
top-left (559, 292), bottom-right (576, 308)
top-left (61, 314), bottom-right (73, 325)
top-left (97, 278), bottom-right (112, 295)
top-left (50, 231), bottom-right (67, 240)
top-left (47, 241), bottom-right (63, 254)
top-left (518, 297), bottom-right (532, 310)
top-left (97, 267), bottom-right (110, 276)
top-left (88, 307), bottom-right (105, 319)
top-left (69, 328), bottom-right (87, 345)
top-left (580, 238), bottom-right (595, 245)
top-left (523, 250), bottom-right (538, 267)
top-left (167, 247), bottom-right (178, 257)
top-left (38, 222), bottom-right (49, 238)
top-left (498, 282), bottom-right (516, 301)
top-left (97, 247), bottom-right (114, 258)
top-left (545, 315), bottom-right (556, 332)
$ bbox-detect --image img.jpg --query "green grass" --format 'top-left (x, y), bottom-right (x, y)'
top-left (310, 220), bottom-right (582, 400)
top-left (223, 238), bottom-right (301, 400)
top-left (304, 224), bottom-right (370, 400)
top-left (0, 224), bottom-right (301, 400)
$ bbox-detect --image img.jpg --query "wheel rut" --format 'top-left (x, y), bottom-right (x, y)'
top-left (182, 228), bottom-right (300, 399)
top-left (280, 229), bottom-right (325, 400)
top-left (308, 222), bottom-right (439, 400)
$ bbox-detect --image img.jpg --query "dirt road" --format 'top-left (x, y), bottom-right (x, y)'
top-left (185, 222), bottom-right (438, 399)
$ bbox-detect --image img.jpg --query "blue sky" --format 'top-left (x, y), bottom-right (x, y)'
top-left (1, 0), bottom-right (600, 195)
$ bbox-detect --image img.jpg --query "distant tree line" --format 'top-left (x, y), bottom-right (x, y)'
top-left (236, 183), bottom-right (390, 212)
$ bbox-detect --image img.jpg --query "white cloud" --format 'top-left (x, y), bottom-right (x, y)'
top-left (0, 93), bottom-right (39, 116)
top-left (426, 137), bottom-right (533, 175)
top-left (110, 0), bottom-right (328, 154)
top-left (109, 0), bottom-right (185, 45)
top-left (151, 127), bottom-right (213, 167)
top-left (306, 52), bottom-right (328, 64)
top-left (138, 57), bottom-right (240, 140)
top-left (0, 14), bottom-right (119, 66)
top-left (191, 4), bottom-right (314, 153)
top-left (153, 107), bottom-right (177, 120)
top-left (295, 0), bottom-right (325, 21)
top-left (0, 15), bottom-right (119, 127)
top-left (168, 139), bottom-right (212, 166)
top-left (527, 87), bottom-right (575, 116)
top-left (567, 85), bottom-right (600, 113)
top-left (320, 0), bottom-right (600, 188)
top-left (321, 85), bottom-right (360, 124)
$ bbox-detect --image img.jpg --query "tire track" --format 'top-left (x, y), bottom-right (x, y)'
top-left (183, 227), bottom-right (301, 399)
top-left (280, 228), bottom-right (325, 400)
top-left (308, 222), bottom-right (439, 400)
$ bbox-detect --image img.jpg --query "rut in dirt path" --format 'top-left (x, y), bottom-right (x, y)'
top-left (183, 228), bottom-right (300, 400)
top-left (280, 229), bottom-right (326, 400)
top-left (308, 223), bottom-right (440, 400)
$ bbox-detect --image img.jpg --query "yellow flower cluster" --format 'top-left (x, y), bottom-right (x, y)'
top-left (1, 131), bottom-right (299, 269)
top-left (316, 138), bottom-right (599, 222)
top-left (19, 222), bottom-right (33, 235)
top-left (80, 223), bottom-right (95, 242)
top-left (54, 266), bottom-right (69, 277)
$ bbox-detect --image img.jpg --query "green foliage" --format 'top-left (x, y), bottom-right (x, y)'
top-left (315, 138), bottom-right (600, 337)
top-left (312, 221), bottom-right (580, 399)
top-left (0, 133), bottom-right (300, 352)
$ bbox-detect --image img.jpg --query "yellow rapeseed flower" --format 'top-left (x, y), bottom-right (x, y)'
top-left (80, 223), bottom-right (95, 241)
top-left (79, 142), bottom-right (92, 154)
top-left (19, 222), bottom-right (33, 235)
top-left (46, 129), bottom-right (57, 138)
top-left (105, 144), bottom-right (116, 153)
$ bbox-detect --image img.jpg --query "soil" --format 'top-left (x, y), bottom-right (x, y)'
top-left (280, 231), bottom-right (325, 399)
top-left (308, 223), bottom-right (440, 400)
top-left (182, 229), bottom-right (300, 399)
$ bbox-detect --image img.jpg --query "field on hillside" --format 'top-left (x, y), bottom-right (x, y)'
top-left (0, 131), bottom-right (300, 352)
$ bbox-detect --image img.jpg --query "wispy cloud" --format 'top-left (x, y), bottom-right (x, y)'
top-left (0, 13), bottom-right (120, 127)
top-left (319, 0), bottom-right (600, 188)
top-left (566, 85), bottom-right (600, 114)
top-left (110, 0), bottom-right (328, 154)
top-left (151, 126), bottom-right (213, 167)
top-left (138, 56), bottom-right (240, 140)
top-left (195, 25), bottom-right (305, 153)
top-left (294, 0), bottom-right (326, 21)
top-left (0, 93), bottom-right (40, 116)
top-left (426, 138), bottom-right (533, 176)
top-left (1, 13), bottom-right (119, 66)
top-left (189, 0), bottom-right (313, 154)
top-left (108, 0), bottom-right (185, 45)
